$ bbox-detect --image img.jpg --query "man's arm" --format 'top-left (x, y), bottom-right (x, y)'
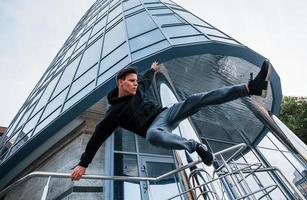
top-left (70, 114), bottom-right (117, 181)
top-left (140, 61), bottom-right (159, 89)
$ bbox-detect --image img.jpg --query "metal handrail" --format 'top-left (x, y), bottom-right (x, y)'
top-left (0, 143), bottom-right (247, 198)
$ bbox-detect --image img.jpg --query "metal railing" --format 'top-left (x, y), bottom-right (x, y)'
top-left (0, 143), bottom-right (304, 200)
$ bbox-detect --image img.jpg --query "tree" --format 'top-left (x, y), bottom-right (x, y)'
top-left (278, 96), bottom-right (307, 144)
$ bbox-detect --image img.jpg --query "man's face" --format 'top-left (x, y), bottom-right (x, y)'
top-left (118, 73), bottom-right (138, 96)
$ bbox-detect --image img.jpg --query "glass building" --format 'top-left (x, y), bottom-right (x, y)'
top-left (0, 0), bottom-right (306, 199)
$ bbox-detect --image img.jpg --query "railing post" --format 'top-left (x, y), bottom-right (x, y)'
top-left (40, 176), bottom-right (51, 200)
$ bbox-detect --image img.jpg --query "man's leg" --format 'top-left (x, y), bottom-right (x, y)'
top-left (146, 60), bottom-right (271, 165)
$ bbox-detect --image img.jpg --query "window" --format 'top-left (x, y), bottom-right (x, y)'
top-left (76, 38), bottom-right (103, 78)
top-left (125, 11), bottom-right (156, 38)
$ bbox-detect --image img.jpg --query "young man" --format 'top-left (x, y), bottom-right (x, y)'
top-left (70, 60), bottom-right (271, 181)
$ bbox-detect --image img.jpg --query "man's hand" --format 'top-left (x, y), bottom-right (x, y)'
top-left (151, 61), bottom-right (159, 71)
top-left (70, 165), bottom-right (86, 181)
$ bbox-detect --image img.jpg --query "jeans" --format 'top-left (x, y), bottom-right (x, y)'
top-left (146, 84), bottom-right (249, 153)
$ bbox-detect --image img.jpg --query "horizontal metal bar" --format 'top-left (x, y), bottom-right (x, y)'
top-left (0, 143), bottom-right (248, 198)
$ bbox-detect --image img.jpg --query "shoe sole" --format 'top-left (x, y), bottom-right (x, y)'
top-left (261, 60), bottom-right (272, 98)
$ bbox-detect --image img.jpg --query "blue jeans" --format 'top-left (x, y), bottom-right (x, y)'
top-left (146, 84), bottom-right (249, 153)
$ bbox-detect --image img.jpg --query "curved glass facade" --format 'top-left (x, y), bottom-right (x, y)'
top-left (2, 0), bottom-right (305, 199)
top-left (1, 0), bottom-right (243, 163)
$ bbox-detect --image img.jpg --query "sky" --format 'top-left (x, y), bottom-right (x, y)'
top-left (0, 0), bottom-right (306, 127)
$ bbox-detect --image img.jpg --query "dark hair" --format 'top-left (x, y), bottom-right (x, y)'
top-left (116, 66), bottom-right (137, 81)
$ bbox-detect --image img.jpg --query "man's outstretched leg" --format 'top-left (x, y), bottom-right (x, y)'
top-left (146, 60), bottom-right (271, 166)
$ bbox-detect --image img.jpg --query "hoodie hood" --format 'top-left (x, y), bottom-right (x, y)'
top-left (107, 87), bottom-right (133, 105)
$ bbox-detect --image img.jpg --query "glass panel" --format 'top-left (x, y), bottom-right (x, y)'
top-left (14, 104), bottom-right (35, 132)
top-left (63, 81), bottom-right (95, 111)
top-left (33, 107), bottom-right (61, 136)
top-left (125, 11), bottom-right (156, 38)
top-left (62, 42), bottom-right (77, 61)
top-left (171, 35), bottom-right (208, 44)
top-left (114, 129), bottom-right (136, 152)
top-left (22, 110), bottom-right (43, 134)
top-left (146, 162), bottom-right (180, 200)
top-left (123, 0), bottom-right (141, 11)
top-left (267, 132), bottom-right (288, 151)
top-left (129, 28), bottom-right (164, 52)
top-left (33, 74), bottom-right (60, 114)
top-left (76, 38), bottom-right (102, 78)
top-left (102, 21), bottom-right (125, 56)
top-left (76, 29), bottom-right (91, 50)
top-left (131, 40), bottom-right (169, 60)
top-left (52, 56), bottom-right (81, 98)
top-left (5, 107), bottom-right (28, 138)
top-left (108, 4), bottom-right (122, 23)
top-left (258, 135), bottom-right (277, 149)
top-left (91, 15), bottom-right (107, 36)
top-left (172, 9), bottom-right (211, 27)
top-left (114, 154), bottom-right (141, 200)
top-left (97, 56), bottom-right (130, 86)
top-left (148, 8), bottom-right (172, 15)
top-left (8, 131), bottom-right (30, 157)
top-left (259, 147), bottom-right (303, 188)
top-left (272, 115), bottom-right (307, 155)
top-left (69, 66), bottom-right (97, 98)
top-left (153, 14), bottom-right (183, 25)
top-left (137, 136), bottom-right (172, 155)
top-left (99, 43), bottom-right (128, 75)
top-left (41, 88), bottom-right (68, 120)
top-left (195, 25), bottom-right (227, 38)
top-left (162, 25), bottom-right (199, 38)
top-left (208, 35), bottom-right (239, 45)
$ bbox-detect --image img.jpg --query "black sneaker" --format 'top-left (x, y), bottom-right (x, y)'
top-left (248, 60), bottom-right (271, 97)
top-left (195, 143), bottom-right (214, 166)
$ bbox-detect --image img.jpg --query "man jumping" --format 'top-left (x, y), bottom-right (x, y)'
top-left (70, 60), bottom-right (271, 181)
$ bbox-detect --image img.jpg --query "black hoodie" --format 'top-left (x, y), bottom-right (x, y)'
top-left (79, 69), bottom-right (165, 167)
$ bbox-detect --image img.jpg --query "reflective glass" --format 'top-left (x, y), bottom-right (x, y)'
top-left (146, 162), bottom-right (180, 200)
top-left (102, 22), bottom-right (125, 56)
top-left (153, 14), bottom-right (183, 25)
top-left (22, 109), bottom-right (43, 134)
top-left (99, 43), bottom-right (128, 75)
top-left (129, 28), bottom-right (164, 52)
top-left (32, 74), bottom-right (60, 114)
top-left (97, 56), bottom-right (130, 86)
top-left (137, 136), bottom-right (172, 155)
top-left (259, 147), bottom-right (301, 184)
top-left (52, 56), bottom-right (81, 98)
top-left (5, 108), bottom-right (28, 138)
top-left (258, 135), bottom-right (276, 149)
top-left (195, 25), bottom-right (227, 38)
top-left (76, 38), bottom-right (103, 78)
top-left (267, 132), bottom-right (288, 151)
top-left (272, 115), bottom-right (307, 155)
top-left (171, 35), bottom-right (208, 44)
top-left (76, 29), bottom-right (91, 50)
top-left (114, 154), bottom-right (140, 200)
top-left (131, 40), bottom-right (169, 60)
top-left (63, 81), bottom-right (95, 111)
top-left (125, 11), bottom-right (156, 38)
top-left (108, 4), bottom-right (122, 23)
top-left (69, 66), bottom-right (97, 98)
top-left (14, 104), bottom-right (35, 132)
top-left (41, 87), bottom-right (68, 120)
top-left (148, 8), bottom-right (171, 15)
top-left (8, 131), bottom-right (30, 157)
top-left (162, 25), bottom-right (199, 38)
top-left (208, 35), bottom-right (239, 45)
top-left (123, 0), bottom-right (141, 11)
top-left (62, 42), bottom-right (77, 61)
top-left (33, 107), bottom-right (62, 136)
top-left (114, 129), bottom-right (136, 152)
top-left (172, 9), bottom-right (211, 27)
top-left (91, 16), bottom-right (107, 36)
top-left (124, 4), bottom-right (142, 16)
